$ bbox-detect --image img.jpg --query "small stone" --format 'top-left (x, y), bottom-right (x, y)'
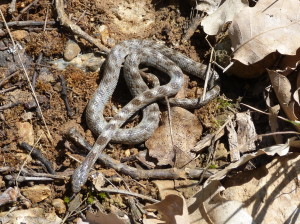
top-left (124, 149), bottom-right (130, 157)
top-left (21, 185), bottom-right (51, 204)
top-left (16, 122), bottom-right (34, 145)
top-left (96, 25), bottom-right (110, 45)
top-left (52, 198), bottom-right (66, 214)
top-left (215, 143), bottom-right (228, 160)
top-left (21, 112), bottom-right (34, 121)
top-left (11, 30), bottom-right (28, 41)
top-left (64, 40), bottom-right (81, 61)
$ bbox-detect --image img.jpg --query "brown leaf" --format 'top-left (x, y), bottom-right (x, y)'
top-left (86, 211), bottom-right (125, 224)
top-left (145, 107), bottom-right (202, 167)
top-left (229, 0), bottom-right (300, 65)
top-left (144, 194), bottom-right (190, 224)
top-left (202, 0), bottom-right (249, 35)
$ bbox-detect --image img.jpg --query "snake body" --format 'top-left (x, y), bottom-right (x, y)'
top-left (73, 39), bottom-right (220, 192)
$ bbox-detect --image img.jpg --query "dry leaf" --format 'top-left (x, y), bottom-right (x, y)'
top-left (268, 69), bottom-right (300, 131)
top-left (229, 0), bottom-right (300, 65)
top-left (236, 112), bottom-right (257, 153)
top-left (188, 140), bottom-right (295, 224)
top-left (144, 194), bottom-right (190, 224)
top-left (201, 0), bottom-right (249, 35)
top-left (226, 112), bottom-right (257, 161)
top-left (193, 0), bottom-right (222, 14)
top-left (222, 154), bottom-right (300, 224)
top-left (145, 107), bottom-right (202, 167)
top-left (0, 208), bottom-right (62, 224)
top-left (86, 211), bottom-right (125, 224)
top-left (268, 105), bottom-right (283, 144)
top-left (226, 119), bottom-right (240, 162)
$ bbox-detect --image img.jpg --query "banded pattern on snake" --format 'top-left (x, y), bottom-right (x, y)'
top-left (72, 39), bottom-right (220, 192)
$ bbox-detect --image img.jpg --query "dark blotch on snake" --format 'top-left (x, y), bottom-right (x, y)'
top-left (131, 98), bottom-right (142, 106)
top-left (96, 136), bottom-right (108, 145)
top-left (143, 90), bottom-right (154, 99)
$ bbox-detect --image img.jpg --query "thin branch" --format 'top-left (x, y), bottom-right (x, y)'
top-left (67, 128), bottom-right (217, 180)
top-left (55, 0), bottom-right (109, 53)
top-left (99, 188), bottom-right (159, 203)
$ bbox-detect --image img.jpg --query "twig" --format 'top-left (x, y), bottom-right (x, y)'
top-left (32, 53), bottom-right (43, 90)
top-left (202, 36), bottom-right (215, 100)
top-left (19, 142), bottom-right (56, 174)
top-left (55, 0), bottom-right (109, 53)
top-left (5, 174), bottom-right (53, 183)
top-left (0, 102), bottom-right (20, 110)
top-left (43, 4), bottom-right (49, 31)
top-left (8, 0), bottom-right (17, 15)
top-left (241, 103), bottom-right (300, 125)
top-left (0, 85), bottom-right (19, 94)
top-left (21, 169), bottom-right (71, 180)
top-left (99, 188), bottom-right (159, 203)
top-left (14, 0), bottom-right (40, 21)
top-left (1, 20), bottom-right (56, 28)
top-left (0, 9), bottom-right (53, 143)
top-left (0, 70), bottom-right (19, 87)
top-left (165, 96), bottom-right (174, 146)
top-left (182, 9), bottom-right (204, 42)
top-left (59, 75), bottom-right (73, 117)
top-left (67, 128), bottom-right (217, 180)
top-left (192, 114), bottom-right (233, 153)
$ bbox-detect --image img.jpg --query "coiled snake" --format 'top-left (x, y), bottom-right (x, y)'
top-left (72, 39), bottom-right (220, 192)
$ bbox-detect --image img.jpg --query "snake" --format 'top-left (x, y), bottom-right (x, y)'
top-left (72, 39), bottom-right (220, 192)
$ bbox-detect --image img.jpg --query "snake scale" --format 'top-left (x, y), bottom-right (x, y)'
top-left (72, 39), bottom-right (220, 192)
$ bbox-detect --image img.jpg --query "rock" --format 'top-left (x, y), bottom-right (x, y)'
top-left (21, 185), bottom-right (51, 204)
top-left (16, 122), bottom-right (34, 145)
top-left (11, 30), bottom-right (29, 41)
top-left (52, 198), bottom-right (66, 214)
top-left (64, 40), bottom-right (81, 61)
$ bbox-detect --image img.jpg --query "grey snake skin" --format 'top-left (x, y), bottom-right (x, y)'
top-left (72, 39), bottom-right (220, 192)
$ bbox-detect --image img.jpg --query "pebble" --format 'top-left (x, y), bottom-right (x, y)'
top-left (21, 185), bottom-right (51, 204)
top-left (52, 198), bottom-right (66, 214)
top-left (11, 30), bottom-right (29, 41)
top-left (64, 40), bottom-right (81, 61)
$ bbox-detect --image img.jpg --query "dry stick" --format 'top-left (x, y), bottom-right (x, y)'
top-left (43, 4), bottom-right (49, 31)
top-left (55, 0), bottom-right (109, 53)
top-left (3, 20), bottom-right (56, 27)
top-left (67, 128), bottom-right (216, 180)
top-left (15, 135), bottom-right (43, 188)
top-left (0, 70), bottom-right (19, 87)
top-left (203, 36), bottom-right (215, 100)
top-left (192, 114), bottom-right (234, 153)
top-left (32, 53), bottom-right (43, 90)
top-left (21, 169), bottom-right (70, 180)
top-left (165, 96), bottom-right (174, 146)
top-left (0, 86), bottom-right (18, 94)
top-left (19, 142), bottom-right (56, 174)
top-left (241, 103), bottom-right (300, 125)
top-left (0, 102), bottom-right (20, 110)
top-left (14, 0), bottom-right (40, 21)
top-left (32, 5), bottom-right (49, 90)
top-left (5, 174), bottom-right (53, 183)
top-left (99, 188), bottom-right (159, 203)
top-left (8, 0), bottom-right (17, 15)
top-left (0, 9), bottom-right (53, 143)
top-left (182, 9), bottom-right (203, 42)
top-left (59, 75), bottom-right (73, 117)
